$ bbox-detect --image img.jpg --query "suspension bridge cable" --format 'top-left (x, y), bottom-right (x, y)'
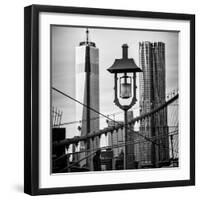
top-left (52, 88), bottom-right (178, 126)
top-left (52, 87), bottom-right (178, 154)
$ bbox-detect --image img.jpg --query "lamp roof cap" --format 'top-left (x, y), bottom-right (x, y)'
top-left (107, 43), bottom-right (142, 73)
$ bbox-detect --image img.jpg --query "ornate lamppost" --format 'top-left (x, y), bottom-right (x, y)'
top-left (107, 44), bottom-right (142, 169)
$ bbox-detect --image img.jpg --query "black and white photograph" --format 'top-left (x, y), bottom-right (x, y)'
top-left (51, 26), bottom-right (179, 173)
top-left (23, 4), bottom-right (195, 195)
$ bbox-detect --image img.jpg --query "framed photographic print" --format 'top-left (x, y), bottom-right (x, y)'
top-left (24, 4), bottom-right (195, 195)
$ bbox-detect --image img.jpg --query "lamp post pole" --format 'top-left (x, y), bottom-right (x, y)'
top-left (124, 109), bottom-right (128, 169)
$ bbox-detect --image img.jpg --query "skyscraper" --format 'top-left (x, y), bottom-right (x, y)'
top-left (75, 29), bottom-right (100, 169)
top-left (139, 41), bottom-right (169, 168)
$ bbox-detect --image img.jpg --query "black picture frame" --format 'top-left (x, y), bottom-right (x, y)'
top-left (24, 4), bottom-right (195, 195)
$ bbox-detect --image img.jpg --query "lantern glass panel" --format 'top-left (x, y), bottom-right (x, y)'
top-left (120, 75), bottom-right (132, 99)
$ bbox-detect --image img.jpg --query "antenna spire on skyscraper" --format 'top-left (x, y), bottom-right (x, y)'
top-left (86, 28), bottom-right (89, 44)
top-left (79, 28), bottom-right (96, 47)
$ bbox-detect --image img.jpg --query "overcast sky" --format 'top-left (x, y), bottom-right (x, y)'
top-left (51, 26), bottom-right (178, 140)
